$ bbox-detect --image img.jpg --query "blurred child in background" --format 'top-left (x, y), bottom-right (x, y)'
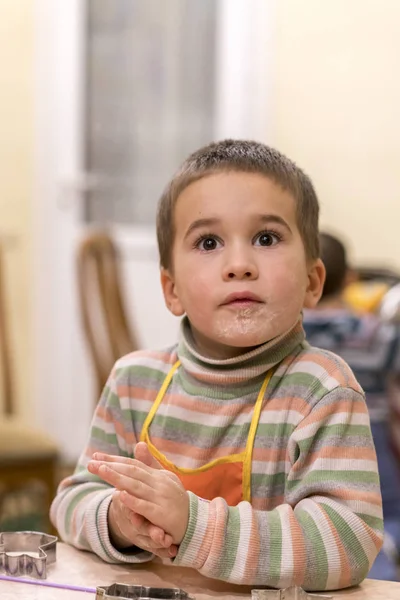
top-left (304, 232), bottom-right (400, 581)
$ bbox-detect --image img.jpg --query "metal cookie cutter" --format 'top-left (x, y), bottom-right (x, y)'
top-left (96, 584), bottom-right (195, 600)
top-left (0, 531), bottom-right (57, 579)
top-left (252, 587), bottom-right (333, 600)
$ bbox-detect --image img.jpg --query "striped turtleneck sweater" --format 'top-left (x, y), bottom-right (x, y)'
top-left (50, 318), bottom-right (383, 591)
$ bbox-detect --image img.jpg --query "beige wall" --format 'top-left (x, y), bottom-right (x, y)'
top-left (271, 0), bottom-right (400, 270)
top-left (0, 1), bottom-right (33, 415)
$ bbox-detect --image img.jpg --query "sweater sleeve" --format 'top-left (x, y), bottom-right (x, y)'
top-left (49, 366), bottom-right (153, 565)
top-left (173, 386), bottom-right (383, 590)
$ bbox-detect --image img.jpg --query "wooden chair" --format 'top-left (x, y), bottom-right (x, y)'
top-left (0, 241), bottom-right (58, 533)
top-left (76, 230), bottom-right (139, 402)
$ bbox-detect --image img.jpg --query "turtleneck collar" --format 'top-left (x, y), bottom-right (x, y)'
top-left (177, 316), bottom-right (305, 388)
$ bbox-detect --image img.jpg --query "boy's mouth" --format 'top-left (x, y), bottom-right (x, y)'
top-left (221, 291), bottom-right (264, 307)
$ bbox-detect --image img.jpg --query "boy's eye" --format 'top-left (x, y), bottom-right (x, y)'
top-left (254, 231), bottom-right (281, 247)
top-left (197, 236), bottom-right (221, 251)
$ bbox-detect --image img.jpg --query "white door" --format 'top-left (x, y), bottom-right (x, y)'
top-left (34, 0), bottom-right (276, 463)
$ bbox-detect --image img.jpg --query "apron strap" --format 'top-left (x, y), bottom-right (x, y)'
top-left (139, 359), bottom-right (181, 443)
top-left (242, 369), bottom-right (273, 501)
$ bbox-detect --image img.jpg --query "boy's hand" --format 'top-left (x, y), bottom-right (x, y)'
top-left (88, 449), bottom-right (178, 558)
top-left (107, 489), bottom-right (178, 558)
top-left (89, 445), bottom-right (189, 545)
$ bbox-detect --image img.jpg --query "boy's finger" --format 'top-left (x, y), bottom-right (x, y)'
top-left (87, 461), bottom-right (101, 475)
top-left (91, 460), bottom-right (155, 488)
top-left (129, 512), bottom-right (167, 545)
top-left (93, 453), bottom-right (136, 465)
top-left (93, 447), bottom-right (164, 472)
top-left (120, 492), bottom-right (161, 529)
top-left (137, 540), bottom-right (178, 559)
top-left (137, 536), bottom-right (178, 557)
top-left (148, 524), bottom-right (173, 547)
top-left (93, 464), bottom-right (156, 500)
top-left (134, 442), bottom-right (164, 470)
top-left (168, 545), bottom-right (178, 558)
top-left (127, 506), bottom-right (169, 545)
top-left (129, 511), bottom-right (146, 530)
top-left (89, 458), bottom-right (154, 478)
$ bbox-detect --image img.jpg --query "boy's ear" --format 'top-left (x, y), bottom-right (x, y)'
top-left (160, 268), bottom-right (185, 317)
top-left (303, 258), bottom-right (326, 308)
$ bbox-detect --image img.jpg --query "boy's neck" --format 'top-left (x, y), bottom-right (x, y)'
top-left (186, 317), bottom-right (302, 361)
top-left (177, 316), bottom-right (306, 390)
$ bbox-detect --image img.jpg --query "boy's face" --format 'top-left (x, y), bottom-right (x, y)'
top-left (161, 171), bottom-right (325, 359)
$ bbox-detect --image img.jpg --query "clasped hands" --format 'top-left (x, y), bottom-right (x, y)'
top-left (88, 442), bottom-right (189, 559)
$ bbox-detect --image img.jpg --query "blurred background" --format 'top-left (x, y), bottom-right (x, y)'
top-left (1, 0), bottom-right (400, 548)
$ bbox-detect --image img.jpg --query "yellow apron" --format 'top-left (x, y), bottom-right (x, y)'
top-left (140, 361), bottom-right (272, 506)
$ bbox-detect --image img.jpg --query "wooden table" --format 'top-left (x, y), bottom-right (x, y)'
top-left (0, 542), bottom-right (399, 599)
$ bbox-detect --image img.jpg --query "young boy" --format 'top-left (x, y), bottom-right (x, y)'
top-left (303, 232), bottom-right (400, 581)
top-left (51, 140), bottom-right (383, 591)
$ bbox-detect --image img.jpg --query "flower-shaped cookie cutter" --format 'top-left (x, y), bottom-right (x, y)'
top-left (96, 584), bottom-right (195, 600)
top-left (0, 531), bottom-right (57, 579)
top-left (252, 587), bottom-right (333, 600)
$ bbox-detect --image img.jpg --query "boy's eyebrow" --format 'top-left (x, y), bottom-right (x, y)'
top-left (184, 214), bottom-right (292, 240)
top-left (257, 214), bottom-right (292, 233)
top-left (184, 218), bottom-right (220, 239)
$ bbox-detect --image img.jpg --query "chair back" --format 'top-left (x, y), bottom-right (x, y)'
top-left (77, 230), bottom-right (139, 400)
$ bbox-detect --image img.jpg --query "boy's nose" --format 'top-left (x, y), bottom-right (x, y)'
top-left (222, 255), bottom-right (258, 281)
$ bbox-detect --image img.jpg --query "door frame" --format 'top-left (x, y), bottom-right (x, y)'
top-left (33, 0), bottom-right (277, 461)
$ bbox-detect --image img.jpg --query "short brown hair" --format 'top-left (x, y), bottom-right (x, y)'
top-left (156, 139), bottom-right (320, 269)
